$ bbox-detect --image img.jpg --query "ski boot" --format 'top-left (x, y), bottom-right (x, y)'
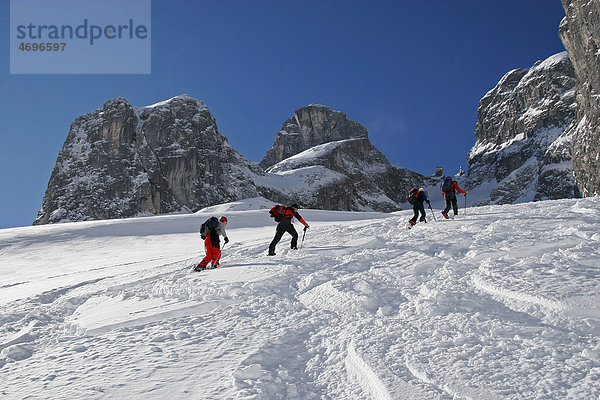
top-left (194, 263), bottom-right (207, 272)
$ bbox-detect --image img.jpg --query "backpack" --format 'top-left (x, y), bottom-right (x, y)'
top-left (200, 216), bottom-right (219, 239)
top-left (441, 177), bottom-right (453, 192)
top-left (269, 205), bottom-right (285, 222)
top-left (408, 188), bottom-right (419, 205)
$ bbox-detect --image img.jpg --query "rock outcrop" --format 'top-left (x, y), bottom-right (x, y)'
top-left (559, 0), bottom-right (600, 196)
top-left (34, 95), bottom-right (262, 224)
top-left (466, 52), bottom-right (578, 204)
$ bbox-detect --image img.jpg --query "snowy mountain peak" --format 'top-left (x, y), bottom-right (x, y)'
top-left (531, 51), bottom-right (570, 72)
top-left (256, 104), bottom-right (436, 212)
top-left (466, 52), bottom-right (577, 205)
top-left (35, 96), bottom-right (438, 224)
top-left (138, 94), bottom-right (208, 112)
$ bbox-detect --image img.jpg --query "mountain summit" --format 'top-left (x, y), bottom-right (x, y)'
top-left (259, 105), bottom-right (430, 212)
top-left (34, 95), bottom-right (261, 224)
top-left (260, 104), bottom-right (368, 169)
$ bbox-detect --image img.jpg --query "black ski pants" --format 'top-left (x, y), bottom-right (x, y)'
top-left (443, 196), bottom-right (459, 215)
top-left (410, 202), bottom-right (426, 223)
top-left (269, 219), bottom-right (298, 254)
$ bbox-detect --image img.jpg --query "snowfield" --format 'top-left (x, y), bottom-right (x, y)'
top-left (1, 197), bottom-right (599, 399)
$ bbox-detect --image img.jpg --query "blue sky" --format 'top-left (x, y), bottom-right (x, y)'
top-left (0, 1), bottom-right (567, 228)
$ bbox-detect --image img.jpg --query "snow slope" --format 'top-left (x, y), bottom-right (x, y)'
top-left (1, 197), bottom-right (599, 399)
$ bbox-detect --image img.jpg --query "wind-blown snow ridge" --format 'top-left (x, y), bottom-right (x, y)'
top-left (345, 341), bottom-right (392, 400)
top-left (265, 138), bottom-right (363, 173)
top-left (1, 198), bottom-right (599, 398)
top-left (139, 94), bottom-right (206, 110)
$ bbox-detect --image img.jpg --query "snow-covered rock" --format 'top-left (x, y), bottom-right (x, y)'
top-left (466, 52), bottom-right (578, 205)
top-left (559, 0), bottom-right (600, 196)
top-left (261, 137), bottom-right (428, 212)
top-left (34, 95), bottom-right (263, 225)
top-left (259, 105), bottom-right (433, 211)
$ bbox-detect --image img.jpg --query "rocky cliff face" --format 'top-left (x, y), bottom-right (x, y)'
top-left (466, 52), bottom-right (577, 204)
top-left (559, 0), bottom-right (600, 196)
top-left (260, 104), bottom-right (368, 169)
top-left (34, 95), bottom-right (261, 224)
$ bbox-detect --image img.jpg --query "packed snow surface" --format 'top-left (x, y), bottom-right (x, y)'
top-left (1, 197), bottom-right (599, 399)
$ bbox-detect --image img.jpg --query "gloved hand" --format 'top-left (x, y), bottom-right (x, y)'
top-left (304, 225), bottom-right (309, 231)
top-left (426, 200), bottom-right (431, 205)
top-left (224, 237), bottom-right (229, 244)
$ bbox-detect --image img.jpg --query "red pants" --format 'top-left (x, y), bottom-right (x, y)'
top-left (199, 233), bottom-right (221, 267)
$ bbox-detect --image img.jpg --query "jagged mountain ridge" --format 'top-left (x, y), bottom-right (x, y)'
top-left (35, 98), bottom-right (428, 224)
top-left (465, 52), bottom-right (578, 205)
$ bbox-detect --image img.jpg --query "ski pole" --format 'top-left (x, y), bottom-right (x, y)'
top-left (300, 227), bottom-right (307, 248)
top-left (428, 203), bottom-right (437, 222)
top-left (464, 194), bottom-right (467, 216)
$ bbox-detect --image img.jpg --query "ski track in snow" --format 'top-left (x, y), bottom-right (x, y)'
top-left (0, 198), bottom-right (599, 399)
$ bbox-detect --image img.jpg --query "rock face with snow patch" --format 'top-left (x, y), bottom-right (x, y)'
top-left (260, 105), bottom-right (430, 211)
top-left (466, 52), bottom-right (577, 204)
top-left (260, 104), bottom-right (369, 169)
top-left (34, 95), bottom-right (262, 224)
top-left (559, 0), bottom-right (600, 196)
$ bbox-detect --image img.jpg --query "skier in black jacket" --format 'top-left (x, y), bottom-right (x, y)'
top-left (441, 177), bottom-right (467, 218)
top-left (268, 204), bottom-right (309, 256)
top-left (409, 188), bottom-right (430, 227)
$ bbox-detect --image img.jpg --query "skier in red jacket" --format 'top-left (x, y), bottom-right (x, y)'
top-left (441, 177), bottom-right (467, 218)
top-left (268, 204), bottom-right (309, 256)
top-left (196, 216), bottom-right (229, 271)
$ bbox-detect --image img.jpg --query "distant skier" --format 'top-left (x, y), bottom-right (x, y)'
top-left (440, 177), bottom-right (467, 219)
top-left (268, 204), bottom-right (309, 256)
top-left (196, 216), bottom-right (229, 271)
top-left (408, 188), bottom-right (430, 227)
